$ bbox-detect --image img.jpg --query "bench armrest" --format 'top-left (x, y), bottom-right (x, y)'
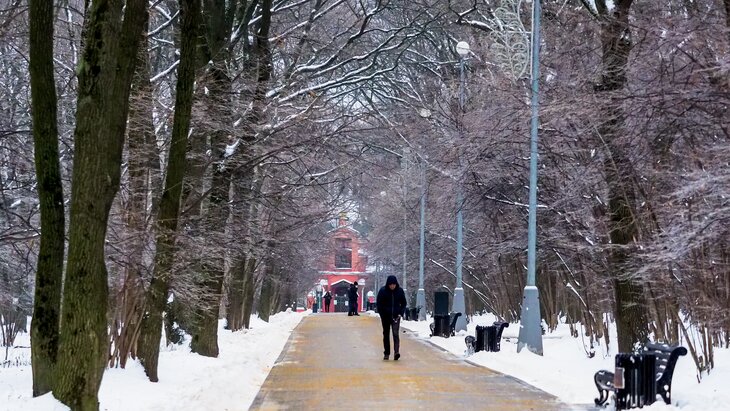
top-left (594, 369), bottom-right (614, 406)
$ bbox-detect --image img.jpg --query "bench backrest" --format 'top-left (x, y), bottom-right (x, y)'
top-left (643, 342), bottom-right (688, 385)
top-left (449, 312), bottom-right (462, 330)
top-left (493, 321), bottom-right (509, 339)
top-left (434, 291), bottom-right (449, 316)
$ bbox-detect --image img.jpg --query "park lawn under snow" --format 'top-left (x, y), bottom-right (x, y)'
top-left (399, 313), bottom-right (729, 411)
top-left (0, 311), bottom-right (305, 411)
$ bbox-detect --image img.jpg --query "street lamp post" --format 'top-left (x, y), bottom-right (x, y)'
top-left (452, 41), bottom-right (469, 333)
top-left (316, 283), bottom-right (323, 313)
top-left (517, 0), bottom-right (544, 355)
top-left (416, 161), bottom-right (427, 321)
top-left (401, 147), bottom-right (410, 306)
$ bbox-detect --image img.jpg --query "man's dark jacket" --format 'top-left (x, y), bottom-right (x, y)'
top-left (348, 283), bottom-right (358, 302)
top-left (376, 275), bottom-right (407, 320)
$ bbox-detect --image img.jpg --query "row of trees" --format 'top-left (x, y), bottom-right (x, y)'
top-left (364, 0), bottom-right (729, 373)
top-left (0, 0), bottom-right (726, 409)
top-left (12, 0), bottom-right (449, 408)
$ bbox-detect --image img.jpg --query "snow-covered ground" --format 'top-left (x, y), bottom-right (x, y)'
top-left (398, 313), bottom-right (729, 411)
top-left (0, 311), bottom-right (305, 411)
top-left (2, 311), bottom-right (726, 410)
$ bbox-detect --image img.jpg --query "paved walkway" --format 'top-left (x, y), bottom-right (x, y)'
top-left (251, 314), bottom-right (574, 410)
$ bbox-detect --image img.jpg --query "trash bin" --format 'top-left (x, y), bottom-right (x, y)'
top-left (434, 291), bottom-right (449, 316)
top-left (432, 315), bottom-right (450, 338)
top-left (486, 325), bottom-right (499, 351)
top-left (474, 325), bottom-right (500, 352)
top-left (614, 353), bottom-right (657, 410)
top-left (312, 303), bottom-right (318, 313)
top-left (475, 325), bottom-right (486, 352)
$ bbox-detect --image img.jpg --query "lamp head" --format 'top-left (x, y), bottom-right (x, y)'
top-left (456, 41), bottom-right (470, 57)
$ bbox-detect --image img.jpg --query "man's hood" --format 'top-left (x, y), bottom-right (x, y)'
top-left (386, 275), bottom-right (399, 287)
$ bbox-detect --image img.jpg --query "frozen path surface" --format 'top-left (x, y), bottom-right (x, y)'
top-left (251, 314), bottom-right (577, 410)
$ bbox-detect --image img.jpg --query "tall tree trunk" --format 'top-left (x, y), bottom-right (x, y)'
top-left (258, 244), bottom-right (277, 322)
top-left (211, 0), bottom-right (271, 334)
top-left (239, 0), bottom-right (274, 330)
top-left (28, 0), bottom-right (65, 397)
top-left (595, 0), bottom-right (649, 352)
top-left (190, 99), bottom-right (231, 356)
top-left (231, 176), bottom-right (257, 331)
top-left (241, 255), bottom-right (258, 329)
top-left (724, 0), bottom-right (730, 43)
top-left (225, 155), bottom-right (258, 332)
top-left (253, 0), bottom-right (273, 112)
top-left (241, 167), bottom-right (267, 329)
top-left (270, 279), bottom-right (282, 316)
top-left (54, 2), bottom-right (148, 409)
top-left (189, 0), bottom-right (237, 357)
top-left (226, 255), bottom-right (247, 331)
top-left (110, 20), bottom-right (156, 370)
top-left (138, 0), bottom-right (200, 382)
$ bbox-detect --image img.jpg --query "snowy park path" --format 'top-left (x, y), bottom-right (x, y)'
top-left (251, 313), bottom-right (573, 410)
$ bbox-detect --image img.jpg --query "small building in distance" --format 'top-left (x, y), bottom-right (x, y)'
top-left (316, 212), bottom-right (371, 313)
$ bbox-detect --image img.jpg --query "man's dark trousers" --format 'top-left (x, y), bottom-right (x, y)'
top-left (380, 316), bottom-right (400, 355)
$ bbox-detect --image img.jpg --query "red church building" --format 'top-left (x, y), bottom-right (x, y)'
top-left (317, 213), bottom-right (371, 313)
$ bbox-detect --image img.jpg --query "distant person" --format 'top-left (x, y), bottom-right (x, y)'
top-left (323, 291), bottom-right (332, 313)
top-left (348, 281), bottom-right (360, 316)
top-left (367, 290), bottom-right (375, 311)
top-left (376, 275), bottom-right (407, 360)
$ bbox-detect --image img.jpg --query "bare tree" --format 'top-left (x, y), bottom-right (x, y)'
top-left (54, 1), bottom-right (148, 408)
top-left (137, 0), bottom-right (200, 382)
top-left (28, 0), bottom-right (65, 397)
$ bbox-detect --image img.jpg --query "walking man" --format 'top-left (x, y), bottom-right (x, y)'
top-left (348, 281), bottom-right (360, 316)
top-left (376, 275), bottom-right (407, 360)
top-left (323, 291), bottom-right (332, 313)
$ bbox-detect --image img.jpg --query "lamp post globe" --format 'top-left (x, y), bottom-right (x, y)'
top-left (456, 41), bottom-right (470, 57)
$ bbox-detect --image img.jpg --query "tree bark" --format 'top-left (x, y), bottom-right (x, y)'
top-left (239, 0), bottom-right (274, 330)
top-left (722, 0), bottom-right (730, 41)
top-left (241, 255), bottom-right (258, 329)
top-left (270, 278), bottom-right (282, 316)
top-left (226, 255), bottom-right (246, 331)
top-left (190, 110), bottom-right (230, 356)
top-left (595, 0), bottom-right (649, 352)
top-left (189, 0), bottom-right (238, 357)
top-left (258, 245), bottom-right (276, 322)
top-left (190, 91), bottom-right (232, 355)
top-left (241, 168), bottom-right (267, 329)
top-left (138, 0), bottom-right (200, 382)
top-left (54, 1), bottom-right (148, 409)
top-left (110, 19), bottom-right (156, 370)
top-left (225, 160), bottom-right (257, 332)
top-left (28, 0), bottom-right (65, 397)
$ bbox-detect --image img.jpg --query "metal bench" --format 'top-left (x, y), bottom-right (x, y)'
top-left (429, 312), bottom-right (462, 338)
top-left (465, 321), bottom-right (509, 354)
top-left (594, 342), bottom-right (687, 409)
